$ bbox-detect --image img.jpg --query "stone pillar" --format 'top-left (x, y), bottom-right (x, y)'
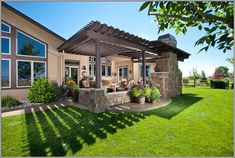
top-left (151, 51), bottom-right (182, 99)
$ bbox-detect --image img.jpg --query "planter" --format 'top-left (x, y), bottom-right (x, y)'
top-left (138, 95), bottom-right (145, 104)
top-left (145, 97), bottom-right (151, 103)
top-left (107, 88), bottom-right (114, 93)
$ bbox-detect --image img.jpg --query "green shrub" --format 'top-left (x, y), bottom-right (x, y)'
top-left (28, 77), bottom-right (56, 104)
top-left (182, 79), bottom-right (189, 84)
top-left (72, 85), bottom-right (79, 102)
top-left (210, 80), bottom-right (229, 89)
top-left (2, 96), bottom-right (21, 108)
top-left (144, 87), bottom-right (152, 102)
top-left (143, 87), bottom-right (151, 97)
top-left (130, 87), bottom-right (144, 103)
top-left (150, 88), bottom-right (161, 103)
top-left (51, 81), bottom-right (63, 98)
top-left (130, 87), bottom-right (143, 98)
top-left (231, 83), bottom-right (234, 89)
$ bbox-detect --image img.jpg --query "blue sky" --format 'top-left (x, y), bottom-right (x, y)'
top-left (6, 1), bottom-right (233, 77)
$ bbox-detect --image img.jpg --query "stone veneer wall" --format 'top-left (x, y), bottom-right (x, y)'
top-left (78, 88), bottom-right (130, 113)
top-left (151, 51), bottom-right (182, 99)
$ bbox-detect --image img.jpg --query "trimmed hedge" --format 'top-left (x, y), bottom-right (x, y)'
top-left (210, 80), bottom-right (229, 89)
top-left (28, 77), bottom-right (56, 104)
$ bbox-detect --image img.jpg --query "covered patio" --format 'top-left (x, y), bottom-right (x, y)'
top-left (58, 21), bottom-right (190, 112)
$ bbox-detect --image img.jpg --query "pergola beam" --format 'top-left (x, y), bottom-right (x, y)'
top-left (142, 50), bottom-right (146, 86)
top-left (87, 30), bottom-right (160, 55)
top-left (95, 40), bottom-right (101, 88)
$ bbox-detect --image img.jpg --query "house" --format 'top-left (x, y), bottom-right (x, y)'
top-left (1, 2), bottom-right (190, 104)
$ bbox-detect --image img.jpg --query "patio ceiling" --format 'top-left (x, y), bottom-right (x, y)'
top-left (58, 21), bottom-right (190, 61)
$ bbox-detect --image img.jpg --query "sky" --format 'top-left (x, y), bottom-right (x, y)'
top-left (5, 1), bottom-right (233, 77)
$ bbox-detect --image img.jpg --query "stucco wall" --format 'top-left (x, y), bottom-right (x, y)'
top-left (133, 63), bottom-right (155, 82)
top-left (114, 60), bottom-right (133, 82)
top-left (1, 89), bottom-right (29, 101)
top-left (2, 6), bottom-right (64, 84)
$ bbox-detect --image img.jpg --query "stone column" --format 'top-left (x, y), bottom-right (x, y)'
top-left (151, 51), bottom-right (182, 99)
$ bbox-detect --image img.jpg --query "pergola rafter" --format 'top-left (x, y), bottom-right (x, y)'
top-left (58, 21), bottom-right (190, 88)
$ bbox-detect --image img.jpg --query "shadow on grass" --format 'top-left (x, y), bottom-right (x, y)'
top-left (23, 93), bottom-right (202, 156)
top-left (144, 93), bottom-right (203, 119)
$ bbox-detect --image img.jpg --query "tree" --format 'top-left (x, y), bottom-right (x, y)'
top-left (20, 43), bottom-right (40, 56)
top-left (189, 68), bottom-right (201, 87)
top-left (226, 57), bottom-right (234, 64)
top-left (139, 1), bottom-right (234, 53)
top-left (201, 70), bottom-right (206, 79)
top-left (213, 66), bottom-right (229, 79)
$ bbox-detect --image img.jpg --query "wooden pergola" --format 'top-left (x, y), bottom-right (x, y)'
top-left (58, 21), bottom-right (190, 88)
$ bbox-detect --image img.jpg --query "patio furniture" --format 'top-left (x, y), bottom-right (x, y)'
top-left (117, 79), bottom-right (134, 91)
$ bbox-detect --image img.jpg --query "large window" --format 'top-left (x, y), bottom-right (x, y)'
top-left (17, 31), bottom-right (46, 58)
top-left (1, 59), bottom-right (11, 88)
top-left (89, 57), bottom-right (112, 77)
top-left (17, 60), bottom-right (46, 87)
top-left (1, 22), bottom-right (11, 33)
top-left (140, 65), bottom-right (150, 78)
top-left (1, 37), bottom-right (11, 54)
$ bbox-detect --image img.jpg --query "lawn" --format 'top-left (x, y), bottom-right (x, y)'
top-left (2, 87), bottom-right (234, 156)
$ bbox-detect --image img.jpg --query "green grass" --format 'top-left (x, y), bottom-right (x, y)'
top-left (2, 87), bottom-right (234, 156)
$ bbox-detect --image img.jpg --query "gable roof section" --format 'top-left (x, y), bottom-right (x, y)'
top-left (2, 2), bottom-right (66, 41)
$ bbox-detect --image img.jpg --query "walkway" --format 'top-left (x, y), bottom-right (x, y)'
top-left (2, 98), bottom-right (172, 117)
top-left (108, 98), bottom-right (172, 112)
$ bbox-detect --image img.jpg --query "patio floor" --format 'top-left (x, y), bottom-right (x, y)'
top-left (107, 98), bottom-right (172, 112)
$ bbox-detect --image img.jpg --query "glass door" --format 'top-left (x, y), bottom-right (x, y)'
top-left (65, 66), bottom-right (79, 84)
top-left (118, 66), bottom-right (128, 83)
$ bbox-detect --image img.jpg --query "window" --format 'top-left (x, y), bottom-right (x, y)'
top-left (102, 65), bottom-right (106, 76)
top-left (1, 59), bottom-right (11, 88)
top-left (34, 62), bottom-right (46, 80)
top-left (17, 61), bottom-right (31, 87)
top-left (17, 31), bottom-right (46, 58)
top-left (1, 37), bottom-right (11, 54)
top-left (89, 57), bottom-right (112, 77)
top-left (118, 67), bottom-right (128, 82)
top-left (17, 60), bottom-right (46, 87)
top-left (1, 22), bottom-right (11, 33)
top-left (140, 65), bottom-right (150, 77)
top-left (107, 66), bottom-right (111, 76)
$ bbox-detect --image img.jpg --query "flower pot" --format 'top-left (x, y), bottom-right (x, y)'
top-left (145, 97), bottom-right (152, 103)
top-left (138, 95), bottom-right (145, 104)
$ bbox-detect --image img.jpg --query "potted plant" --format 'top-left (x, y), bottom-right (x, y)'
top-left (130, 86), bottom-right (148, 104)
top-left (72, 85), bottom-right (79, 102)
top-left (65, 79), bottom-right (76, 96)
top-left (149, 88), bottom-right (161, 103)
top-left (144, 87), bottom-right (152, 103)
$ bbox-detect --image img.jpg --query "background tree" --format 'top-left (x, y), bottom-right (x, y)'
top-left (20, 43), bottom-right (40, 56)
top-left (189, 68), bottom-right (201, 87)
top-left (213, 66), bottom-right (229, 79)
top-left (226, 57), bottom-right (234, 64)
top-left (201, 70), bottom-right (206, 80)
top-left (139, 1), bottom-right (234, 53)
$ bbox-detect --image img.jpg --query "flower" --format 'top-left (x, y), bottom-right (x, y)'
top-left (66, 79), bottom-right (76, 86)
